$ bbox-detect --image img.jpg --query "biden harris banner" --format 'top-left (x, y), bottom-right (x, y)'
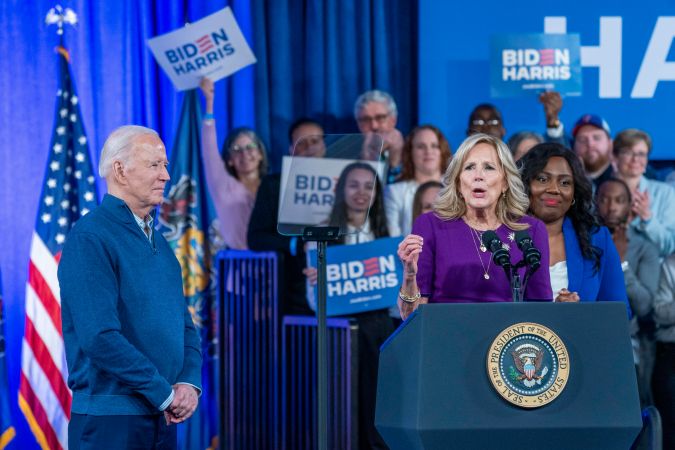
top-left (308, 238), bottom-right (402, 317)
top-left (418, 2), bottom-right (675, 160)
top-left (278, 156), bottom-right (382, 228)
top-left (147, 7), bottom-right (256, 91)
top-left (490, 33), bottom-right (582, 98)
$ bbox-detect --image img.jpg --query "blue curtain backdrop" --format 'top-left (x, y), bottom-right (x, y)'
top-left (0, 1), bottom-right (415, 448)
top-left (252, 0), bottom-right (417, 170)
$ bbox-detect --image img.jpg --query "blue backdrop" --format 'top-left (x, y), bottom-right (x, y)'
top-left (418, 0), bottom-right (675, 160)
top-left (0, 1), bottom-right (415, 448)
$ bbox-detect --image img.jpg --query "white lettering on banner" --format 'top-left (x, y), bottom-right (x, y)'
top-left (325, 255), bottom-right (399, 297)
top-left (546, 15), bottom-right (675, 99)
top-left (327, 273), bottom-right (399, 297)
top-left (545, 16), bottom-right (622, 98)
top-left (632, 17), bottom-right (675, 98)
top-left (502, 49), bottom-right (569, 66)
top-left (502, 66), bottom-right (571, 81)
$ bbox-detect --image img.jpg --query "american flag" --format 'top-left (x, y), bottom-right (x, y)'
top-left (18, 45), bottom-right (98, 450)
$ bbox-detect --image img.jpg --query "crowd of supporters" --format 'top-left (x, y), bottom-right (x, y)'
top-left (199, 78), bottom-right (675, 449)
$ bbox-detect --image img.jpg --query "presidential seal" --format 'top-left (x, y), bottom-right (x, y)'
top-left (486, 322), bottom-right (570, 408)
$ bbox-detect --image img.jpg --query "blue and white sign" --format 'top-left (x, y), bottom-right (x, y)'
top-left (147, 7), bottom-right (256, 91)
top-left (278, 156), bottom-right (382, 228)
top-left (418, 1), bottom-right (675, 160)
top-left (490, 33), bottom-right (582, 97)
top-left (307, 238), bottom-right (402, 317)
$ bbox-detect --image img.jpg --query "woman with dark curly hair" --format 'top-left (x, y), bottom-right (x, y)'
top-left (518, 143), bottom-right (628, 304)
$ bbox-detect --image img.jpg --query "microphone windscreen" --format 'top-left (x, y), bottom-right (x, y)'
top-left (515, 230), bottom-right (531, 247)
top-left (481, 230), bottom-right (499, 250)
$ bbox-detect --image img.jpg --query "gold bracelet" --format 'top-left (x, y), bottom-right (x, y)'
top-left (398, 289), bottom-right (421, 304)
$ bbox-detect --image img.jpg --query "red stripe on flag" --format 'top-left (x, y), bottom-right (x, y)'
top-left (19, 374), bottom-right (63, 450)
top-left (54, 251), bottom-right (61, 263)
top-left (28, 260), bottom-right (63, 336)
top-left (24, 317), bottom-right (72, 418)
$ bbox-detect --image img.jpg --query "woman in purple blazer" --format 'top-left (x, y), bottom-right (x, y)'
top-left (397, 134), bottom-right (553, 319)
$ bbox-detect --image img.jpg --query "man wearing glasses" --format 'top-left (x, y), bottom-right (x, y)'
top-left (466, 103), bottom-right (507, 139)
top-left (354, 90), bottom-right (405, 183)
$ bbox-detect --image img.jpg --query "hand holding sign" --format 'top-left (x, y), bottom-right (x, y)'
top-left (303, 266), bottom-right (318, 286)
top-left (199, 78), bottom-right (215, 113)
top-left (539, 91), bottom-right (563, 127)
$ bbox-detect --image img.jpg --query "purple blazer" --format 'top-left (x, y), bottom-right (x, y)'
top-left (411, 213), bottom-right (553, 303)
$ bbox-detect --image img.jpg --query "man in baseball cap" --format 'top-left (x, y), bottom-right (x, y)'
top-left (572, 114), bottom-right (614, 187)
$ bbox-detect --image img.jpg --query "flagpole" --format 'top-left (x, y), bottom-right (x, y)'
top-left (18, 6), bottom-right (97, 450)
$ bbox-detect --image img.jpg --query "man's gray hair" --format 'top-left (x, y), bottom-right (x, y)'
top-left (99, 125), bottom-right (159, 177)
top-left (353, 90), bottom-right (398, 119)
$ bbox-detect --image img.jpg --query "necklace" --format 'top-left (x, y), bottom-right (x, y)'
top-left (472, 227), bottom-right (487, 252)
top-left (468, 225), bottom-right (491, 280)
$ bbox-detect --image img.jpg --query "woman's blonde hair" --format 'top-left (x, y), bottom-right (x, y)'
top-left (433, 133), bottom-right (529, 230)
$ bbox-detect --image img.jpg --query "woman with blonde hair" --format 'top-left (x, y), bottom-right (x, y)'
top-left (397, 133), bottom-right (552, 319)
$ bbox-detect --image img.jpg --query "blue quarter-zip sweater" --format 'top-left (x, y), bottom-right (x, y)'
top-left (58, 194), bottom-right (202, 415)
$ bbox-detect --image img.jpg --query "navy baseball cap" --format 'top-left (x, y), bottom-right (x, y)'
top-left (572, 114), bottom-right (611, 137)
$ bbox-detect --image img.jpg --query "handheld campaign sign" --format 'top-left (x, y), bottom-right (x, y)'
top-left (490, 33), bottom-right (581, 98)
top-left (277, 134), bottom-right (384, 237)
top-left (307, 238), bottom-right (402, 316)
top-left (147, 7), bottom-right (256, 91)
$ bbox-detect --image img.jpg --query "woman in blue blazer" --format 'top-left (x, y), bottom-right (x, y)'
top-left (518, 143), bottom-right (628, 305)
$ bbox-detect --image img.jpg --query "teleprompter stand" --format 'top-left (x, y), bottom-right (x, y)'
top-left (302, 226), bottom-right (340, 450)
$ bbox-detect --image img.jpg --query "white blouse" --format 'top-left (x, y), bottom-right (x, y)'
top-left (384, 180), bottom-right (419, 237)
top-left (549, 260), bottom-right (569, 301)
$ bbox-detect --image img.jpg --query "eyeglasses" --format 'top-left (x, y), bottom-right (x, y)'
top-left (617, 149), bottom-right (648, 160)
top-left (471, 119), bottom-right (500, 127)
top-left (357, 113), bottom-right (390, 125)
top-left (230, 143), bottom-right (259, 154)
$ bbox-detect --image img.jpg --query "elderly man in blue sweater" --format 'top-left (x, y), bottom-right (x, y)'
top-left (58, 125), bottom-right (202, 449)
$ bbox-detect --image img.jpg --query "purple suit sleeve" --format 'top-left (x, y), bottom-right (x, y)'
top-left (525, 219), bottom-right (553, 301)
top-left (411, 214), bottom-right (435, 299)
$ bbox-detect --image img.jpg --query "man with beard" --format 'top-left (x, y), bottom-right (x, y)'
top-left (571, 114), bottom-right (614, 187)
top-left (596, 178), bottom-right (660, 407)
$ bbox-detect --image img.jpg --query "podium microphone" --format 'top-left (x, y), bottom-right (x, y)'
top-left (481, 231), bottom-right (511, 269)
top-left (515, 230), bottom-right (541, 271)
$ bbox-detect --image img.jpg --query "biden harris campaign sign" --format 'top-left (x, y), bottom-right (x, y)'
top-left (278, 156), bottom-right (382, 229)
top-left (490, 34), bottom-right (582, 97)
top-left (418, 1), bottom-right (675, 160)
top-left (147, 7), bottom-right (256, 91)
top-left (308, 238), bottom-right (402, 316)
